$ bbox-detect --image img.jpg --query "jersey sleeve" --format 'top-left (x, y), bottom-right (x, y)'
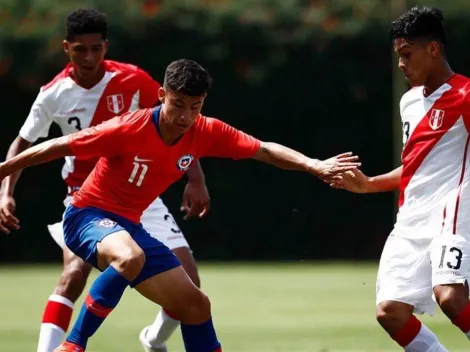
top-left (67, 109), bottom-right (149, 158)
top-left (137, 68), bottom-right (161, 108)
top-left (198, 117), bottom-right (261, 159)
top-left (462, 91), bottom-right (470, 132)
top-left (19, 88), bottom-right (54, 142)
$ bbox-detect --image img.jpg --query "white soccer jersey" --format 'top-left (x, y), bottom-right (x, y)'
top-left (394, 74), bottom-right (470, 237)
top-left (19, 60), bottom-right (160, 190)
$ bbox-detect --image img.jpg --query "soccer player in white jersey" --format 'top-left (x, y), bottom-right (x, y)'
top-left (0, 9), bottom-right (208, 352)
top-left (329, 6), bottom-right (470, 352)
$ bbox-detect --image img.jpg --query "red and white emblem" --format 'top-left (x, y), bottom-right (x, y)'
top-left (107, 94), bottom-right (124, 114)
top-left (177, 154), bottom-right (194, 171)
top-left (429, 109), bottom-right (444, 130)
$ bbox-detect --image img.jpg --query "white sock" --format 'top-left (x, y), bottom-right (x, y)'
top-left (405, 324), bottom-right (448, 352)
top-left (37, 295), bottom-right (74, 352)
top-left (144, 309), bottom-right (180, 346)
top-left (37, 324), bottom-right (66, 352)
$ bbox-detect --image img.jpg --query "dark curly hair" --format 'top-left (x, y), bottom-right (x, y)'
top-left (163, 59), bottom-right (213, 96)
top-left (390, 6), bottom-right (446, 48)
top-left (65, 8), bottom-right (107, 42)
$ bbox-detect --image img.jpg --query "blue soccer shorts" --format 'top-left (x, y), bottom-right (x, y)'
top-left (63, 205), bottom-right (181, 287)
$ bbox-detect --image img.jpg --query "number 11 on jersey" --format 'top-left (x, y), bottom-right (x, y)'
top-left (128, 161), bottom-right (148, 187)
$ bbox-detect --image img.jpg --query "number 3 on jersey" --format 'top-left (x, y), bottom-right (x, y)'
top-left (403, 121), bottom-right (410, 145)
top-left (128, 161), bottom-right (148, 187)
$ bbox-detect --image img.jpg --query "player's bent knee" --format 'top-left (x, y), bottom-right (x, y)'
top-left (55, 263), bottom-right (92, 302)
top-left (434, 284), bottom-right (469, 319)
top-left (111, 247), bottom-right (146, 281)
top-left (178, 290), bottom-right (211, 325)
top-left (376, 301), bottom-right (413, 333)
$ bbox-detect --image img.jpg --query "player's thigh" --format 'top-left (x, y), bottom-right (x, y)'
top-left (141, 198), bottom-right (190, 250)
top-left (376, 233), bottom-right (434, 315)
top-left (63, 205), bottom-right (143, 275)
top-left (431, 234), bottom-right (470, 287)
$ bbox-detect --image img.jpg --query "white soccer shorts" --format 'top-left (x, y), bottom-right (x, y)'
top-left (48, 196), bottom-right (190, 251)
top-left (376, 231), bottom-right (470, 315)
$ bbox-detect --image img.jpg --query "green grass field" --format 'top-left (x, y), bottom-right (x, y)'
top-left (0, 263), bottom-right (468, 351)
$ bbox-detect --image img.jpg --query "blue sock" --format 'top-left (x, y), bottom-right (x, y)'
top-left (181, 318), bottom-right (221, 352)
top-left (66, 265), bottom-right (130, 349)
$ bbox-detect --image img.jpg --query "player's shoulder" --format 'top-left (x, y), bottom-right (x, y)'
top-left (399, 86), bottom-right (423, 113)
top-left (105, 60), bottom-right (152, 80)
top-left (40, 63), bottom-right (74, 96)
top-left (193, 115), bottom-right (223, 131)
top-left (449, 74), bottom-right (470, 100)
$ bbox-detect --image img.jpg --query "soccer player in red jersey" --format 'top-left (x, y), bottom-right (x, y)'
top-left (330, 7), bottom-right (470, 351)
top-left (0, 59), bottom-right (360, 352)
top-left (0, 9), bottom-right (209, 352)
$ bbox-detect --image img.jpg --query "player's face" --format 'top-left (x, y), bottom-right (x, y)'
top-left (63, 34), bottom-right (108, 79)
top-left (394, 38), bottom-right (438, 87)
top-left (159, 88), bottom-right (206, 133)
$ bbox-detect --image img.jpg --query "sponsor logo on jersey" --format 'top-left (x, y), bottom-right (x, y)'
top-left (97, 218), bottom-right (117, 228)
top-left (107, 94), bottom-right (124, 114)
top-left (176, 154), bottom-right (194, 171)
top-left (429, 109), bottom-right (444, 130)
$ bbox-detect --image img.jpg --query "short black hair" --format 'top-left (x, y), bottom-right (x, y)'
top-left (163, 59), bottom-right (212, 96)
top-left (65, 8), bottom-right (107, 42)
top-left (390, 6), bottom-right (446, 47)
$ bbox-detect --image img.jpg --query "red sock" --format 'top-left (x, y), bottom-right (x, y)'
top-left (213, 348), bottom-right (222, 352)
top-left (391, 315), bottom-right (422, 347)
top-left (452, 301), bottom-right (470, 333)
top-left (42, 295), bottom-right (74, 332)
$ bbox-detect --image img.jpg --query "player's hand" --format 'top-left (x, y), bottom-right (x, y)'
top-left (313, 152), bottom-right (361, 182)
top-left (328, 168), bottom-right (370, 193)
top-left (0, 194), bottom-right (20, 234)
top-left (181, 180), bottom-right (211, 220)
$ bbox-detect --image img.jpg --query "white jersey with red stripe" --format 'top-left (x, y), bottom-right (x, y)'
top-left (19, 60), bottom-right (161, 189)
top-left (394, 74), bottom-right (470, 238)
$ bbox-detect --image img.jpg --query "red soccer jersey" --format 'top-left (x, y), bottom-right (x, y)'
top-left (68, 106), bottom-right (260, 223)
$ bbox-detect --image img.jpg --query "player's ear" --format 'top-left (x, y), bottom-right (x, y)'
top-left (158, 87), bottom-right (166, 103)
top-left (63, 40), bottom-right (69, 55)
top-left (103, 39), bottom-right (109, 55)
top-left (428, 41), bottom-right (439, 58)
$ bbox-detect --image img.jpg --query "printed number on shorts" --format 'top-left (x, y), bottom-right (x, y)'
top-left (128, 161), bottom-right (148, 187)
top-left (438, 245), bottom-right (463, 270)
top-left (164, 214), bottom-right (181, 234)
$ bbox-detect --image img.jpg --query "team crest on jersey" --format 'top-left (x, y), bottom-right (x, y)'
top-left (177, 154), bottom-right (194, 171)
top-left (107, 94), bottom-right (124, 114)
top-left (429, 109), bottom-right (445, 130)
top-left (97, 219), bottom-right (117, 228)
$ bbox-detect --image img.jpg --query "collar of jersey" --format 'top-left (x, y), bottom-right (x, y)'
top-left (151, 105), bottom-right (163, 138)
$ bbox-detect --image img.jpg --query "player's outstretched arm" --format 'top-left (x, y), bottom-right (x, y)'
top-left (251, 141), bottom-right (361, 181)
top-left (181, 161), bottom-right (211, 220)
top-left (0, 136), bottom-right (72, 183)
top-left (329, 166), bottom-right (402, 193)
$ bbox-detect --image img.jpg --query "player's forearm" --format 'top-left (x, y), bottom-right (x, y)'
top-left (186, 160), bottom-right (206, 183)
top-left (1, 136), bottom-right (33, 196)
top-left (0, 137), bottom-right (72, 181)
top-left (366, 166), bottom-right (402, 193)
top-left (253, 142), bottom-right (319, 174)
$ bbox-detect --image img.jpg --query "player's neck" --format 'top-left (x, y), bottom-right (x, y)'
top-left (423, 61), bottom-right (454, 97)
top-left (71, 63), bottom-right (106, 89)
top-left (158, 114), bottom-right (184, 145)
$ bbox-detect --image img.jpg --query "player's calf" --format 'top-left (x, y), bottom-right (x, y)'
top-left (376, 301), bottom-right (448, 351)
top-left (54, 254), bottom-right (92, 302)
top-left (435, 283), bottom-right (470, 340)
